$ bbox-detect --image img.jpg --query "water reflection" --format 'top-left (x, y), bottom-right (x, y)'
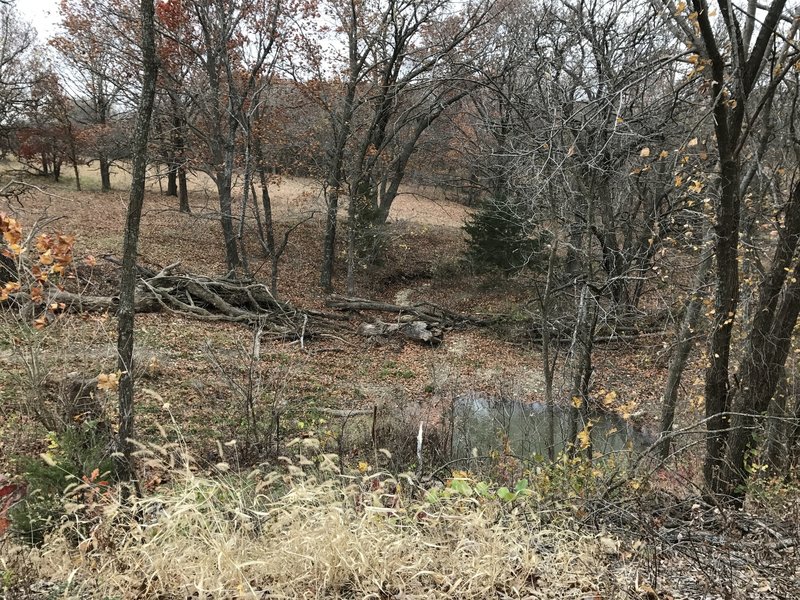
top-left (452, 392), bottom-right (651, 460)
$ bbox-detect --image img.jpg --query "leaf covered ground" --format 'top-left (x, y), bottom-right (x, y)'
top-left (1, 165), bottom-right (797, 599)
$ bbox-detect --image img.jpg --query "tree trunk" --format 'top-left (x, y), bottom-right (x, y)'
top-left (764, 376), bottom-right (790, 473)
top-left (116, 0), bottom-right (158, 484)
top-left (237, 141), bottom-right (253, 278)
top-left (253, 132), bottom-right (278, 294)
top-left (66, 122), bottom-right (81, 192)
top-left (72, 160), bottom-right (81, 192)
top-left (178, 166), bottom-right (189, 213)
top-left (540, 242), bottom-right (559, 461)
top-left (716, 180), bottom-right (800, 499)
top-left (216, 171), bottom-right (240, 273)
top-left (321, 186), bottom-right (339, 291)
top-left (166, 166), bottom-right (178, 196)
top-left (568, 284), bottom-right (593, 455)
top-left (789, 384), bottom-right (800, 471)
top-left (704, 157), bottom-right (742, 495)
top-left (172, 105), bottom-right (190, 213)
top-left (100, 156), bottom-right (112, 191)
top-left (320, 70), bottom-right (357, 292)
top-left (346, 190), bottom-right (357, 295)
top-left (722, 295), bottom-right (800, 499)
top-left (686, 0), bottom-right (790, 500)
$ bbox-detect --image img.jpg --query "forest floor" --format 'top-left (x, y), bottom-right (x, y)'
top-left (1, 165), bottom-right (798, 599)
top-left (0, 164), bottom-right (688, 462)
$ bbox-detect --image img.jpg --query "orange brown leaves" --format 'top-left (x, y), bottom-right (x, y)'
top-left (1, 212), bottom-right (23, 257)
top-left (1, 214), bottom-right (77, 328)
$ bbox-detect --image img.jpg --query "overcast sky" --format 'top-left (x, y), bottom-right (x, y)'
top-left (16, 0), bottom-right (60, 39)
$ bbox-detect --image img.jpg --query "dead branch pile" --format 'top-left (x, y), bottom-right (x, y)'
top-left (326, 294), bottom-right (493, 326)
top-left (325, 294), bottom-right (669, 344)
top-left (357, 319), bottom-right (443, 346)
top-left (9, 262), bottom-right (311, 338)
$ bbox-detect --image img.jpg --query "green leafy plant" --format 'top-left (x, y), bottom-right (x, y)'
top-left (9, 421), bottom-right (115, 546)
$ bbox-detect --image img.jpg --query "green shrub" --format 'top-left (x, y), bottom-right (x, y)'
top-left (350, 193), bottom-right (388, 269)
top-left (10, 421), bottom-right (115, 546)
top-left (464, 195), bottom-right (549, 272)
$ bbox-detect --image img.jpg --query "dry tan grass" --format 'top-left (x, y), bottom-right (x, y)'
top-left (7, 159), bottom-right (469, 228)
top-left (12, 438), bottom-right (631, 599)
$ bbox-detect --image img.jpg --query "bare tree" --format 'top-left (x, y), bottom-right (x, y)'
top-left (154, 0), bottom-right (195, 212)
top-left (295, 0), bottom-right (496, 292)
top-left (466, 0), bottom-right (697, 450)
top-left (116, 0), bottom-right (159, 484)
top-left (162, 0), bottom-right (282, 273)
top-left (0, 4), bottom-right (35, 150)
top-left (655, 0), bottom-right (800, 500)
top-left (51, 0), bottom-right (132, 191)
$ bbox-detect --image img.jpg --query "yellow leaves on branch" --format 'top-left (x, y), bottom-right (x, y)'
top-left (598, 389), bottom-right (638, 420)
top-left (1, 215), bottom-right (75, 279)
top-left (688, 180), bottom-right (704, 194)
top-left (577, 426), bottom-right (592, 450)
top-left (636, 148), bottom-right (672, 164)
top-left (619, 401), bottom-right (639, 421)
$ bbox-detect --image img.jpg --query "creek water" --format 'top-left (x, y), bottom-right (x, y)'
top-left (451, 392), bottom-right (652, 460)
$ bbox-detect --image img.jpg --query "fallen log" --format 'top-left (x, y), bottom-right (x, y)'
top-left (327, 294), bottom-right (493, 326)
top-left (5, 262), bottom-right (312, 338)
top-left (316, 407), bottom-right (374, 417)
top-left (50, 290), bottom-right (160, 313)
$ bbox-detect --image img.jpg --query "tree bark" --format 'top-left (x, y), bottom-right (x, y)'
top-left (719, 181), bottom-right (800, 499)
top-left (252, 128), bottom-right (279, 294)
top-left (685, 0), bottom-right (790, 499)
top-left (704, 158), bottom-right (741, 494)
top-left (166, 166), bottom-right (178, 196)
top-left (171, 102), bottom-right (190, 213)
top-left (71, 160), bottom-right (81, 192)
top-left (178, 166), bottom-right (189, 213)
top-left (216, 170), bottom-right (240, 273)
top-left (567, 284), bottom-right (593, 455)
top-left (345, 188), bottom-right (358, 295)
top-left (99, 155), bottom-right (112, 191)
top-left (321, 186), bottom-right (339, 292)
top-left (115, 0), bottom-right (158, 483)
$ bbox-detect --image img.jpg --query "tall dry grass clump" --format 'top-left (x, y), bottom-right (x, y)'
top-left (5, 434), bottom-right (633, 599)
